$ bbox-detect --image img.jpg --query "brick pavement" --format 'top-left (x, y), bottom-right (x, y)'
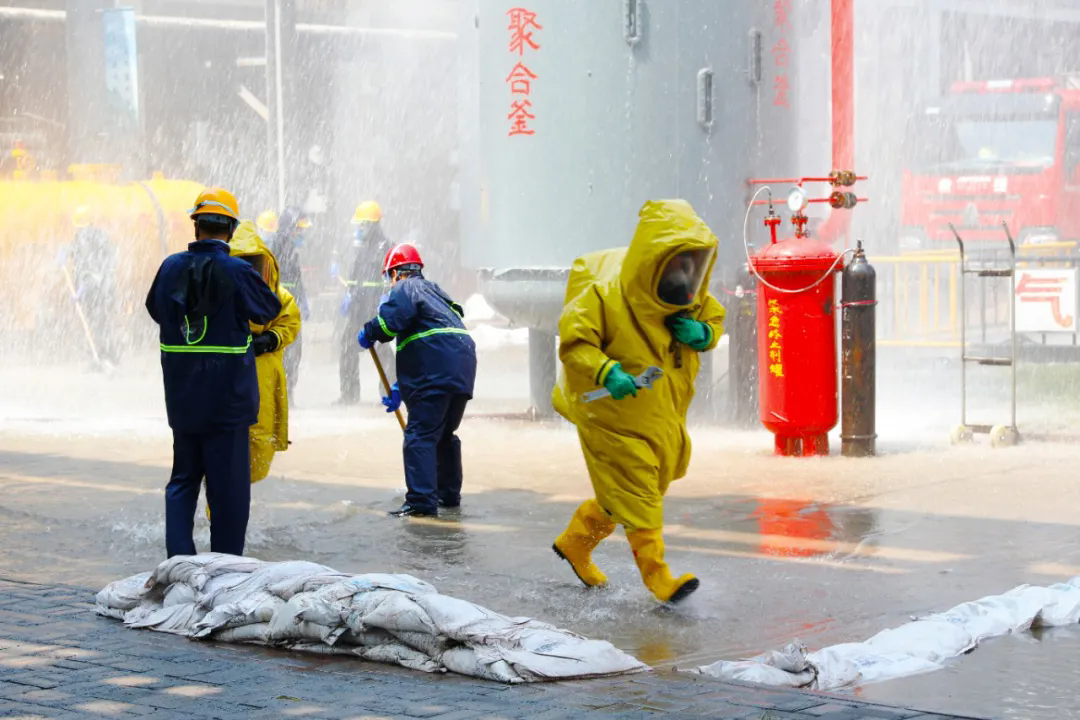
top-left (0, 578), bottom-right (984, 720)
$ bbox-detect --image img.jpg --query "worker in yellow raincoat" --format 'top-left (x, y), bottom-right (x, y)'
top-left (203, 221), bottom-right (301, 517)
top-left (551, 199), bottom-right (726, 605)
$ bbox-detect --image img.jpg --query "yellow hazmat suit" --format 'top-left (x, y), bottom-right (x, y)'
top-left (230, 221), bottom-right (302, 482)
top-left (552, 199), bottom-right (725, 604)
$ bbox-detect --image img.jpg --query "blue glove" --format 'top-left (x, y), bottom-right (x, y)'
top-left (603, 363), bottom-right (638, 400)
top-left (382, 383), bottom-right (401, 413)
top-left (357, 328), bottom-right (374, 349)
top-left (669, 316), bottom-right (711, 350)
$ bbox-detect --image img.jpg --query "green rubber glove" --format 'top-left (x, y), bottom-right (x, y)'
top-left (670, 316), bottom-right (711, 350)
top-left (603, 363), bottom-right (638, 400)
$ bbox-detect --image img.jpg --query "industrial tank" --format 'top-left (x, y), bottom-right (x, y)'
top-left (457, 0), bottom-right (801, 413)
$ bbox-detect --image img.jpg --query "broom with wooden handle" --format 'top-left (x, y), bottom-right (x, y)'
top-left (369, 347), bottom-right (406, 431)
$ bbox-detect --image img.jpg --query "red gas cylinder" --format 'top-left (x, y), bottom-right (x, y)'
top-left (750, 237), bottom-right (842, 456)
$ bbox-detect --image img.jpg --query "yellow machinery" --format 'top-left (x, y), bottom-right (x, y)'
top-left (0, 164), bottom-right (204, 348)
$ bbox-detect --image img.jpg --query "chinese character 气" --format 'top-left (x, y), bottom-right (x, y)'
top-left (507, 7), bottom-right (542, 55)
top-left (773, 74), bottom-right (790, 108)
top-left (508, 99), bottom-right (536, 136)
top-left (774, 0), bottom-right (791, 29)
top-left (505, 62), bottom-right (537, 96)
top-left (1016, 272), bottom-right (1074, 328)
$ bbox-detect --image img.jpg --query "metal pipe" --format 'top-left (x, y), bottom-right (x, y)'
top-left (815, 0), bottom-right (855, 247)
top-left (0, 6), bottom-right (457, 40)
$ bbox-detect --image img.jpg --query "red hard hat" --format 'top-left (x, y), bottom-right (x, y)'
top-left (383, 243), bottom-right (424, 275)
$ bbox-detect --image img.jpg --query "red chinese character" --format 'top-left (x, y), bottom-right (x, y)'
top-left (773, 74), bottom-right (790, 108)
top-left (507, 8), bottom-right (541, 55)
top-left (1015, 273), bottom-right (1074, 328)
top-left (508, 100), bottom-right (536, 136)
top-left (774, 0), bottom-right (791, 29)
top-left (505, 62), bottom-right (537, 96)
top-left (771, 37), bottom-right (790, 67)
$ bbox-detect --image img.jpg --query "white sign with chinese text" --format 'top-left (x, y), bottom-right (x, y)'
top-left (1014, 268), bottom-right (1078, 333)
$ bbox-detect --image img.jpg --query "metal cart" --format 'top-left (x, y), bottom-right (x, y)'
top-left (949, 221), bottom-right (1021, 448)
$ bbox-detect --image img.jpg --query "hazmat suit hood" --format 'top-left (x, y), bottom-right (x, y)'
top-left (230, 220), bottom-right (280, 293)
top-left (620, 199), bottom-right (719, 319)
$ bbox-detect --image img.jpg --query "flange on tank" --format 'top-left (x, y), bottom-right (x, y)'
top-left (458, 0), bottom-right (801, 416)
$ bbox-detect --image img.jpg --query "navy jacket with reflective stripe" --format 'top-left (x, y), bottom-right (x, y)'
top-left (146, 240), bottom-right (282, 432)
top-left (364, 275), bottom-right (477, 399)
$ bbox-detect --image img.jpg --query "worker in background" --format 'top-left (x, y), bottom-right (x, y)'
top-left (551, 199), bottom-right (725, 605)
top-left (273, 206), bottom-right (311, 403)
top-left (70, 205), bottom-right (120, 366)
top-left (358, 243), bottom-right (477, 517)
top-left (145, 187), bottom-right (281, 558)
top-left (335, 200), bottom-right (394, 406)
top-left (256, 210), bottom-right (279, 247)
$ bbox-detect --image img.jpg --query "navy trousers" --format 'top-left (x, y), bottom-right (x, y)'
top-left (402, 393), bottom-right (469, 512)
top-left (165, 427), bottom-right (250, 558)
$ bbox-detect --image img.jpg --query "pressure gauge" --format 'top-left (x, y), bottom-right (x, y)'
top-left (787, 186), bottom-right (808, 213)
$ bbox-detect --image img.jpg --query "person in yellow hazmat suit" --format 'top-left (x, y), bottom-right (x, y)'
top-left (551, 199), bottom-right (726, 605)
top-left (203, 221), bottom-right (301, 518)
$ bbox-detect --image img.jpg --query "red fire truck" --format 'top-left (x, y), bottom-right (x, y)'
top-left (900, 75), bottom-right (1080, 250)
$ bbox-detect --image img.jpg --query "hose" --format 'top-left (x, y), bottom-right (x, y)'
top-left (743, 185), bottom-right (853, 294)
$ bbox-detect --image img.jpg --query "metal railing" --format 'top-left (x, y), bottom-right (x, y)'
top-left (874, 242), bottom-right (1080, 348)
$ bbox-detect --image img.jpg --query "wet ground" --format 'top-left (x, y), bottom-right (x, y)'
top-left (3, 326), bottom-right (1080, 719)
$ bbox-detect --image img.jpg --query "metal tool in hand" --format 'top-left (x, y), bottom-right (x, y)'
top-left (582, 366), bottom-right (664, 403)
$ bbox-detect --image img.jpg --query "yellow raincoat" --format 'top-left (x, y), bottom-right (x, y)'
top-left (553, 199), bottom-right (726, 530)
top-left (230, 221), bottom-right (302, 482)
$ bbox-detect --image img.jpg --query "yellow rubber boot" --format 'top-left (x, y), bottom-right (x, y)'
top-left (626, 528), bottom-right (699, 604)
top-left (553, 499), bottom-right (616, 588)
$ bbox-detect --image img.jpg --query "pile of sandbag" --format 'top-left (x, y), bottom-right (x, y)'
top-left (96, 554), bottom-right (646, 683)
top-left (682, 576), bottom-right (1080, 690)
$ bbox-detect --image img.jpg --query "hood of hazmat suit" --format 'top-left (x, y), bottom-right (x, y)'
top-left (231, 221), bottom-right (302, 482)
top-left (552, 199), bottom-right (726, 530)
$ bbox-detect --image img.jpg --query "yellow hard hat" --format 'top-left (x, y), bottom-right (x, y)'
top-left (351, 200), bottom-right (382, 224)
top-left (256, 210), bottom-right (279, 233)
top-left (73, 205), bottom-right (92, 228)
top-left (296, 217), bottom-right (312, 229)
top-left (190, 187), bottom-right (240, 221)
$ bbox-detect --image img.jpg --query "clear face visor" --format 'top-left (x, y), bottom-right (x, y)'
top-left (657, 248), bottom-right (712, 306)
top-left (241, 255), bottom-right (271, 285)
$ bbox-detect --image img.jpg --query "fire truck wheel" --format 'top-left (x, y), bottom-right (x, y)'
top-left (949, 424), bottom-right (974, 445)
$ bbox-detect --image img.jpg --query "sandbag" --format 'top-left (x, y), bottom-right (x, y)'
top-left (440, 646), bottom-right (523, 683)
top-left (689, 575), bottom-right (1080, 690)
top-left (353, 643), bottom-right (442, 673)
top-left (95, 571), bottom-right (152, 618)
top-left (214, 623), bottom-right (271, 644)
top-left (98, 554), bottom-right (647, 683)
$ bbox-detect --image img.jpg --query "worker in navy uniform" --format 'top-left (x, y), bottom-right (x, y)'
top-left (145, 187), bottom-right (282, 558)
top-left (335, 200), bottom-right (395, 405)
top-left (357, 243), bottom-right (477, 517)
top-left (272, 206), bottom-right (311, 403)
